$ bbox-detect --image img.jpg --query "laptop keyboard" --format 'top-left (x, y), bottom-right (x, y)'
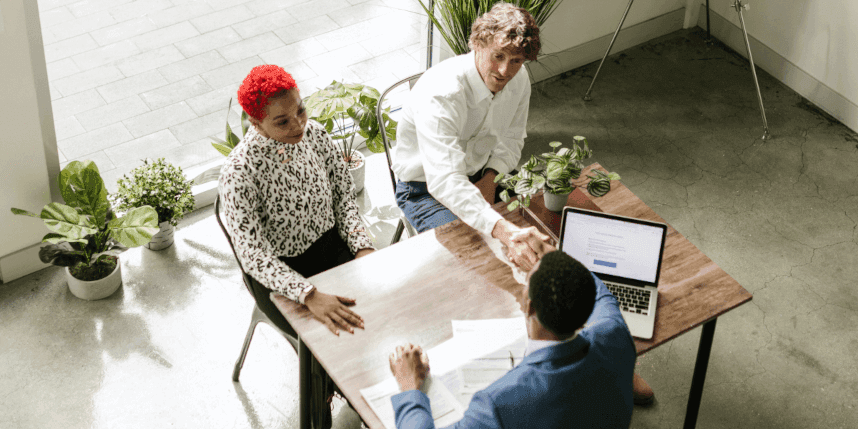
top-left (604, 281), bottom-right (651, 316)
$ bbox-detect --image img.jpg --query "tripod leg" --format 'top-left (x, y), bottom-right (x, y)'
top-left (583, 0), bottom-right (635, 101)
top-left (734, 1), bottom-right (770, 140)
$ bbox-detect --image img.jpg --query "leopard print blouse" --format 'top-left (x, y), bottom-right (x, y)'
top-left (218, 120), bottom-right (374, 302)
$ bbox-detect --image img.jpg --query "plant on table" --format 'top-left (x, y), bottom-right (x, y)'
top-left (494, 136), bottom-right (620, 211)
top-left (111, 158), bottom-right (195, 228)
top-left (302, 80), bottom-right (397, 168)
top-left (10, 161), bottom-right (159, 282)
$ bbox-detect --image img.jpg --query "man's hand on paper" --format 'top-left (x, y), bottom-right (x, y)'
top-left (389, 343), bottom-right (431, 392)
top-left (492, 220), bottom-right (553, 272)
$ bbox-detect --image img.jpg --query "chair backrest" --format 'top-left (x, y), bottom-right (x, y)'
top-left (377, 73), bottom-right (423, 193)
top-left (214, 195), bottom-right (255, 297)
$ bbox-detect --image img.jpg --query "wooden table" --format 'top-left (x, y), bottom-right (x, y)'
top-left (273, 163), bottom-right (752, 429)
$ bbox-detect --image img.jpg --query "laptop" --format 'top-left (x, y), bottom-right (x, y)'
top-left (558, 207), bottom-right (668, 339)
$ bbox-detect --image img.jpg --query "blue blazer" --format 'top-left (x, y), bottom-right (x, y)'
top-left (392, 274), bottom-right (637, 429)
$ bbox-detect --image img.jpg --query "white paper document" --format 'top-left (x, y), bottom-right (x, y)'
top-left (361, 317), bottom-right (528, 428)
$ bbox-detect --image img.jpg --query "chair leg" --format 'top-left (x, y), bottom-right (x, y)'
top-left (232, 305), bottom-right (265, 382)
top-left (391, 219), bottom-right (406, 245)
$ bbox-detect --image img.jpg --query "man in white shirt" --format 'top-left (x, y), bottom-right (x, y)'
top-left (393, 3), bottom-right (551, 271)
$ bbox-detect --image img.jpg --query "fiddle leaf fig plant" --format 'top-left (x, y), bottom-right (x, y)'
top-left (11, 160), bottom-right (159, 281)
top-left (494, 136), bottom-right (620, 211)
top-left (302, 80), bottom-right (397, 165)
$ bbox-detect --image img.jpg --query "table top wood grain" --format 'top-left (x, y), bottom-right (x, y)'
top-left (272, 163), bottom-right (752, 429)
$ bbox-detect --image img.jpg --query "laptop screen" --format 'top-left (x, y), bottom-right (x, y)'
top-left (560, 209), bottom-right (666, 284)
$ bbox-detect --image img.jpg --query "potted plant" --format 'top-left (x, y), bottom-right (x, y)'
top-left (418, 0), bottom-right (563, 56)
top-left (418, 0), bottom-right (563, 79)
top-left (302, 80), bottom-right (397, 193)
top-left (111, 158), bottom-right (195, 250)
top-left (11, 161), bottom-right (159, 300)
top-left (495, 136), bottom-right (620, 212)
top-left (211, 98), bottom-right (250, 158)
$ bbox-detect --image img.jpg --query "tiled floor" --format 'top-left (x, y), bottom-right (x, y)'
top-left (40, 0), bottom-right (428, 192)
top-left (7, 27), bottom-right (858, 429)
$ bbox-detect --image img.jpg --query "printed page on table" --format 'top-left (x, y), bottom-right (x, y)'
top-left (361, 369), bottom-right (464, 429)
top-left (361, 328), bottom-right (528, 429)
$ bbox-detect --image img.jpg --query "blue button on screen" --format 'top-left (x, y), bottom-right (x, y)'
top-left (594, 259), bottom-right (617, 268)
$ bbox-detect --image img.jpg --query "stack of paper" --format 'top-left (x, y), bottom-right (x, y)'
top-left (360, 317), bottom-right (527, 429)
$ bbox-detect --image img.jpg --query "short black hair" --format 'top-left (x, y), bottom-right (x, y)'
top-left (528, 250), bottom-right (597, 338)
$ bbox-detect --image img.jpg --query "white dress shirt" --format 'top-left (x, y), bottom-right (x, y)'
top-left (392, 51), bottom-right (531, 236)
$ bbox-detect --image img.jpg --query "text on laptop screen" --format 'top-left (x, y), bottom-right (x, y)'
top-left (561, 212), bottom-right (663, 283)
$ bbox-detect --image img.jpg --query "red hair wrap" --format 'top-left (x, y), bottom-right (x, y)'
top-left (237, 65), bottom-right (297, 121)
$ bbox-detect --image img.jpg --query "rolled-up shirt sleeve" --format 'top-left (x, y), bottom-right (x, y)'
top-left (218, 167), bottom-right (313, 302)
top-left (317, 128), bottom-right (375, 253)
top-left (417, 94), bottom-right (504, 236)
top-left (485, 80), bottom-right (530, 176)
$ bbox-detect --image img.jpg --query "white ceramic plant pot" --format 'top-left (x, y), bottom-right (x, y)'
top-left (349, 151), bottom-right (366, 194)
top-left (145, 221), bottom-right (175, 250)
top-left (66, 262), bottom-right (122, 301)
top-left (544, 190), bottom-right (571, 212)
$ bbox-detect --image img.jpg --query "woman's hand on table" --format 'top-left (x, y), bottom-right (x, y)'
top-left (304, 290), bottom-right (364, 336)
top-left (389, 343), bottom-right (430, 392)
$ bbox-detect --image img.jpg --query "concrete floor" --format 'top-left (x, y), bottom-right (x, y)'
top-left (3, 28), bottom-right (857, 428)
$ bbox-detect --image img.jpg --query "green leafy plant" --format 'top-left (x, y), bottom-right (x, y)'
top-left (211, 98), bottom-right (251, 157)
top-left (11, 161), bottom-right (159, 281)
top-left (585, 169), bottom-right (620, 197)
top-left (494, 136), bottom-right (620, 211)
top-left (417, 0), bottom-right (563, 56)
top-left (302, 80), bottom-right (397, 166)
top-left (111, 158), bottom-right (195, 227)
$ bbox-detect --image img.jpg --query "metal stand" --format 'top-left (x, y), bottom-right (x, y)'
top-left (582, 0), bottom-right (769, 139)
top-left (582, 0), bottom-right (635, 102)
top-left (733, 0), bottom-right (770, 140)
top-left (683, 318), bottom-right (717, 429)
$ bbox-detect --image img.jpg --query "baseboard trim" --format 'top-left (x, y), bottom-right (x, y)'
top-left (701, 5), bottom-right (858, 133)
top-left (0, 242), bottom-right (51, 284)
top-left (528, 8), bottom-right (686, 83)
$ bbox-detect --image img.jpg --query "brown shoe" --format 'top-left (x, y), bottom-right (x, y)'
top-left (633, 373), bottom-right (654, 405)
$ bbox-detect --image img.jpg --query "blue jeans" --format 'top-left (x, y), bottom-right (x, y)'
top-left (395, 180), bottom-right (460, 233)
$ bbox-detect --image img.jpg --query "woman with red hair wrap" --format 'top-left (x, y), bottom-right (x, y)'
top-left (219, 65), bottom-right (374, 426)
top-left (220, 64), bottom-right (375, 333)
top-left (219, 65), bottom-right (375, 383)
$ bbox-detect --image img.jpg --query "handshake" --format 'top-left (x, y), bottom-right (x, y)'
top-left (493, 220), bottom-right (556, 273)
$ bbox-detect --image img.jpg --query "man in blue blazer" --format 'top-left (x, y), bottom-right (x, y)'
top-left (388, 248), bottom-right (637, 428)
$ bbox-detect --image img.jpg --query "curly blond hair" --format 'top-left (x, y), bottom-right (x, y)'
top-left (468, 2), bottom-right (541, 61)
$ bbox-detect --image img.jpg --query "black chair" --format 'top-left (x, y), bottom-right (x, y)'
top-left (216, 195), bottom-right (339, 429)
top-left (376, 72), bottom-right (423, 245)
top-left (214, 195), bottom-right (298, 381)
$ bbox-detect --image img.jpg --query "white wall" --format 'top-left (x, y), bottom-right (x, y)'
top-left (431, 0), bottom-right (687, 78)
top-left (540, 0), bottom-right (685, 55)
top-left (704, 0), bottom-right (858, 131)
top-left (0, 0), bottom-right (59, 282)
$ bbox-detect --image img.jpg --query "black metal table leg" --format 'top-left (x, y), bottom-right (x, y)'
top-left (299, 338), bottom-right (312, 429)
top-left (706, 0), bottom-right (710, 40)
top-left (684, 318), bottom-right (718, 429)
